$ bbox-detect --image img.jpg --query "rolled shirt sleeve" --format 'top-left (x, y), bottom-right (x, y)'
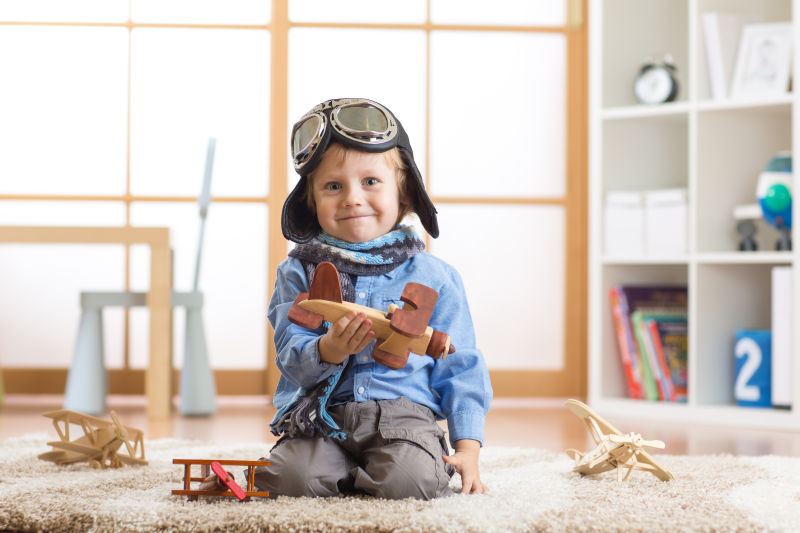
top-left (268, 258), bottom-right (345, 391)
top-left (427, 263), bottom-right (493, 447)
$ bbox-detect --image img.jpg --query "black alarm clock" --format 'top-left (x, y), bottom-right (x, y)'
top-left (634, 55), bottom-right (679, 105)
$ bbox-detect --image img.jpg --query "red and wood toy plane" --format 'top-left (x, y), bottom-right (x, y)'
top-left (172, 459), bottom-right (271, 501)
top-left (38, 410), bottom-right (147, 469)
top-left (288, 261), bottom-right (455, 369)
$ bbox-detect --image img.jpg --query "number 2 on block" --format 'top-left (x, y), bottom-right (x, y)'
top-left (735, 337), bottom-right (762, 402)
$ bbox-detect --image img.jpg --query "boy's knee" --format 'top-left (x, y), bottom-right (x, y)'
top-left (356, 444), bottom-right (452, 500)
top-left (254, 438), bottom-right (351, 498)
top-left (371, 466), bottom-right (442, 500)
top-left (256, 452), bottom-right (340, 497)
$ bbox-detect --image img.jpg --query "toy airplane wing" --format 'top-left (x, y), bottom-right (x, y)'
top-left (565, 399), bottom-right (623, 441)
top-left (565, 399), bottom-right (674, 481)
top-left (211, 461), bottom-right (247, 500)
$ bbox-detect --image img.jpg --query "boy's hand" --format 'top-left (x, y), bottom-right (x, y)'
top-left (318, 311), bottom-right (375, 365)
top-left (442, 439), bottom-right (488, 495)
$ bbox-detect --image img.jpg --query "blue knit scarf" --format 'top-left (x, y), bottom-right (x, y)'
top-left (269, 226), bottom-right (424, 441)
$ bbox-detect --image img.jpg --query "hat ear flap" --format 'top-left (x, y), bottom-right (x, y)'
top-left (281, 177), bottom-right (321, 243)
top-left (397, 146), bottom-right (439, 239)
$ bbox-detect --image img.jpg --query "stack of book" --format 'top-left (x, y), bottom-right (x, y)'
top-left (610, 285), bottom-right (688, 402)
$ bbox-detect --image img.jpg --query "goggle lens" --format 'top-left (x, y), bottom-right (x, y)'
top-left (336, 104), bottom-right (389, 137)
top-left (292, 113), bottom-right (324, 159)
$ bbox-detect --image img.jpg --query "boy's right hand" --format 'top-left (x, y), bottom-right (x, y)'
top-left (318, 311), bottom-right (375, 365)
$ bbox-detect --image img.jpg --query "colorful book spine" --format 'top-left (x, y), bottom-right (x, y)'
top-left (647, 318), bottom-right (676, 402)
top-left (631, 311), bottom-right (661, 401)
top-left (609, 287), bottom-right (644, 399)
top-left (654, 319), bottom-right (688, 402)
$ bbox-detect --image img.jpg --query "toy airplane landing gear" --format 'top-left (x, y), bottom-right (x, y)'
top-left (172, 459), bottom-right (270, 501)
top-left (565, 399), bottom-right (674, 482)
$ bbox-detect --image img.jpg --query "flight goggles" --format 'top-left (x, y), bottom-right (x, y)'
top-left (291, 98), bottom-right (399, 175)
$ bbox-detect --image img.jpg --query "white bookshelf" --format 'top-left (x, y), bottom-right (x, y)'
top-left (588, 0), bottom-right (800, 428)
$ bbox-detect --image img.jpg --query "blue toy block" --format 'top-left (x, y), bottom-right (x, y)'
top-left (734, 329), bottom-right (772, 408)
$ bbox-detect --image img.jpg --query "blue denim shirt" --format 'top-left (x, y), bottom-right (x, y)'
top-left (268, 252), bottom-right (493, 446)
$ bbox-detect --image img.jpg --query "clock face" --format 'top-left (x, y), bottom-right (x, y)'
top-left (634, 66), bottom-right (675, 104)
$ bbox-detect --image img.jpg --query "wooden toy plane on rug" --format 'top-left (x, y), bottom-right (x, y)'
top-left (288, 261), bottom-right (455, 370)
top-left (38, 410), bottom-right (147, 469)
top-left (565, 399), bottom-right (674, 482)
top-left (172, 459), bottom-right (271, 501)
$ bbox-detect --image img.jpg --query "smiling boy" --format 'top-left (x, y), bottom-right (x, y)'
top-left (255, 98), bottom-right (493, 500)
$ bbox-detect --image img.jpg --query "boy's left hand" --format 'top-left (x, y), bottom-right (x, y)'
top-left (442, 438), bottom-right (488, 495)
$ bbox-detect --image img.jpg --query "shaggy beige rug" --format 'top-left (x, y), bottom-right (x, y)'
top-left (1, 434), bottom-right (799, 532)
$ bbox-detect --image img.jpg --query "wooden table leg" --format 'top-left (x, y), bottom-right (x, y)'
top-left (147, 242), bottom-right (173, 420)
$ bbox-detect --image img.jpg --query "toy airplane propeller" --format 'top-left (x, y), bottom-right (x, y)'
top-left (288, 261), bottom-right (455, 369)
top-left (564, 399), bottom-right (674, 482)
top-left (38, 409), bottom-right (147, 469)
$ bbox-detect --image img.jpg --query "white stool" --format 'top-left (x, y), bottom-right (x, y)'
top-left (64, 290), bottom-right (216, 416)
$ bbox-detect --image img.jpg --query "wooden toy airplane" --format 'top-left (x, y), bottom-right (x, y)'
top-left (288, 261), bottom-right (455, 370)
top-left (172, 458), bottom-right (271, 501)
top-left (38, 409), bottom-right (147, 469)
top-left (564, 399), bottom-right (674, 481)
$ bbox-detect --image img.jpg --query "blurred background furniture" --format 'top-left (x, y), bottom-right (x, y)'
top-left (65, 139), bottom-right (218, 416)
top-left (0, 225), bottom-right (172, 420)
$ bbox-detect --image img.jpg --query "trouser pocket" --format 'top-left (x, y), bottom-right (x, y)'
top-left (376, 398), bottom-right (454, 496)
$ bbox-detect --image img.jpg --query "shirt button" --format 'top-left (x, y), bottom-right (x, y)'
top-left (360, 355), bottom-right (369, 363)
top-left (358, 292), bottom-right (366, 299)
top-left (357, 386), bottom-right (365, 394)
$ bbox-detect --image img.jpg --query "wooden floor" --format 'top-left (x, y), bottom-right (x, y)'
top-left (2, 395), bottom-right (800, 457)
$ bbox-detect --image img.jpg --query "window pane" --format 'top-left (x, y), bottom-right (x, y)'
top-left (0, 245), bottom-right (126, 368)
top-left (428, 205), bottom-right (565, 370)
top-left (289, 0), bottom-right (425, 23)
top-left (0, 27), bottom-right (128, 195)
top-left (132, 0), bottom-right (270, 24)
top-left (130, 28), bottom-right (270, 197)
top-left (288, 27), bottom-right (427, 186)
top-left (0, 202), bottom-right (128, 369)
top-left (431, 0), bottom-right (565, 26)
top-left (430, 31), bottom-right (565, 198)
top-left (129, 202), bottom-right (267, 369)
top-left (0, 0), bottom-right (127, 22)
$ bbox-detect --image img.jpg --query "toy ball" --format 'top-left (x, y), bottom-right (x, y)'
top-left (757, 151), bottom-right (792, 229)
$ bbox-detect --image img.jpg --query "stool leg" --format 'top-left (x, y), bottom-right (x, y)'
top-left (65, 307), bottom-right (106, 414)
top-left (180, 307), bottom-right (216, 415)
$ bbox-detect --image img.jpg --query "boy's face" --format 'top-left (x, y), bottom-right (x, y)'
top-left (310, 148), bottom-right (401, 243)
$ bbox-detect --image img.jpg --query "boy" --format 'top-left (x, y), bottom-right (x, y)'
top-left (256, 98), bottom-right (492, 500)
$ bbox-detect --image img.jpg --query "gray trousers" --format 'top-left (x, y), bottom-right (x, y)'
top-left (254, 397), bottom-right (454, 500)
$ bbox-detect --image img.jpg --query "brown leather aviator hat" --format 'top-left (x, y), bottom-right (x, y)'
top-left (281, 98), bottom-right (439, 243)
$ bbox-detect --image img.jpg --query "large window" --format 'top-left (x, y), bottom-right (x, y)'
top-left (0, 0), bottom-right (586, 397)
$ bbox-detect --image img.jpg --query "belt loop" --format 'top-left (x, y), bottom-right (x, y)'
top-left (346, 401), bottom-right (355, 430)
top-left (376, 399), bottom-right (386, 427)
